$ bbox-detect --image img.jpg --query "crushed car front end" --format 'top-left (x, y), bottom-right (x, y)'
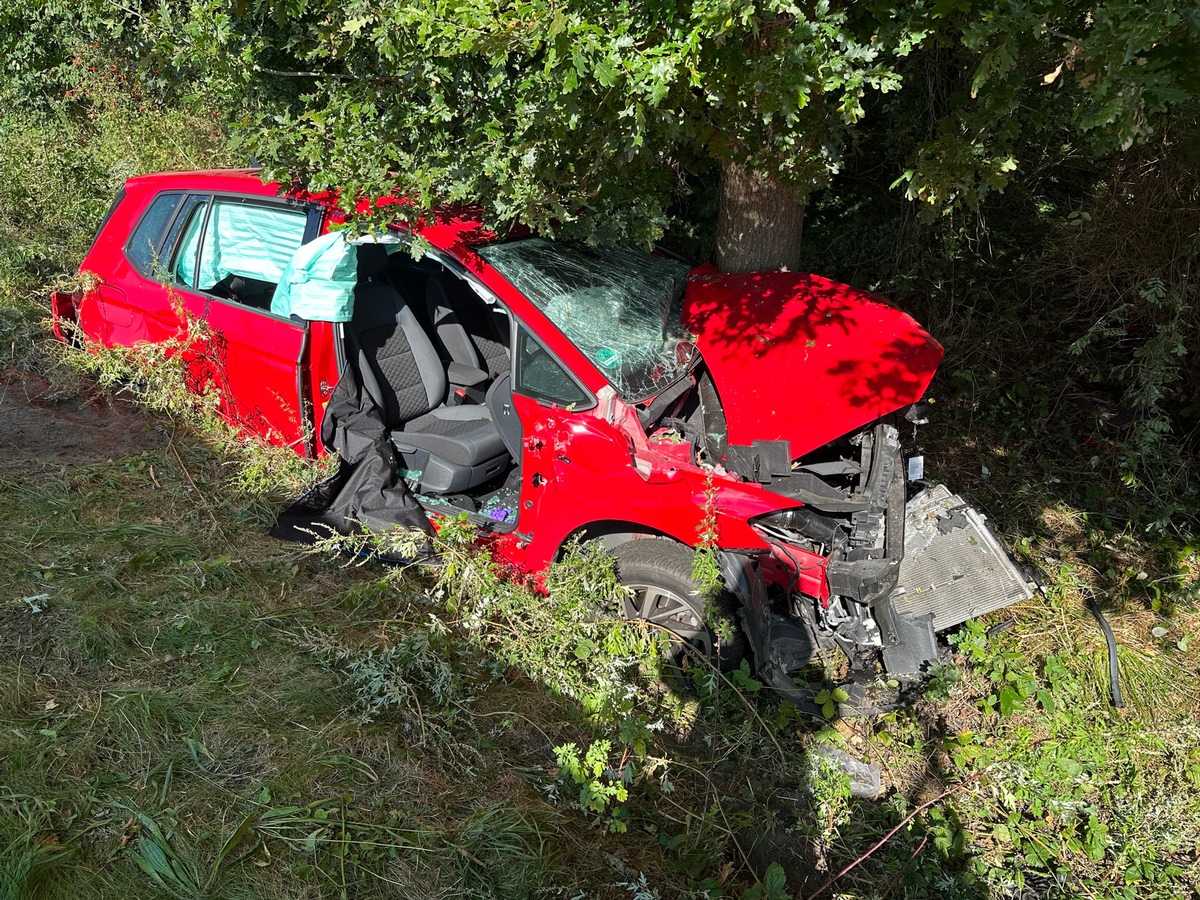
top-left (668, 270), bottom-right (1037, 712)
top-left (721, 412), bottom-right (1038, 714)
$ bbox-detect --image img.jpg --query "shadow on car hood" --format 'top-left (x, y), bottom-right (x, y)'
top-left (682, 270), bottom-right (943, 460)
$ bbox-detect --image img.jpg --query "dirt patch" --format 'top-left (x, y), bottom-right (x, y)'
top-left (0, 369), bottom-right (166, 468)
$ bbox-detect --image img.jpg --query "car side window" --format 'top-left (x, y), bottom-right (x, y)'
top-left (126, 192), bottom-right (185, 275)
top-left (194, 200), bottom-right (308, 296)
top-left (513, 324), bottom-right (591, 408)
top-left (170, 199), bottom-right (208, 288)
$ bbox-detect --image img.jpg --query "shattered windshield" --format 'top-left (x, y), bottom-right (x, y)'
top-left (478, 238), bottom-right (694, 401)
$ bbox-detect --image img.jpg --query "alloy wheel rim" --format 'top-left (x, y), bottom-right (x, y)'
top-left (621, 583), bottom-right (713, 662)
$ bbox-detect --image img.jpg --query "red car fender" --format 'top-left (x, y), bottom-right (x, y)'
top-left (495, 391), bottom-right (827, 597)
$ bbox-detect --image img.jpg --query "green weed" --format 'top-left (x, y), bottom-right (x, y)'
top-left (0, 829), bottom-right (70, 900)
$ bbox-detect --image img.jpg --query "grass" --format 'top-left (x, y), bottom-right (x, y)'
top-left (0, 436), bottom-right (655, 898)
top-left (2, 61), bottom-right (1200, 900)
top-left (8, 334), bottom-right (1194, 900)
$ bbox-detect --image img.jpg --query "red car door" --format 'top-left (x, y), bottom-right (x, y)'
top-left (168, 194), bottom-right (319, 451)
top-left (176, 293), bottom-right (311, 451)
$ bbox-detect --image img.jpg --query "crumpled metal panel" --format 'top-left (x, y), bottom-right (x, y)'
top-left (895, 484), bottom-right (1037, 630)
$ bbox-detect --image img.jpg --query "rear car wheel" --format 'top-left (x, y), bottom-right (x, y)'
top-left (612, 538), bottom-right (746, 677)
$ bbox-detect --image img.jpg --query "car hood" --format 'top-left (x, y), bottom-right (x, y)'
top-left (681, 270), bottom-right (943, 460)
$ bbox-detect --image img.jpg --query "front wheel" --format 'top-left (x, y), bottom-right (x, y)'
top-left (611, 538), bottom-right (745, 677)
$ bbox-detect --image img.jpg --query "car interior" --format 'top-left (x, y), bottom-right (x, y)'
top-left (134, 190), bottom-right (537, 529)
top-left (342, 243), bottom-right (524, 529)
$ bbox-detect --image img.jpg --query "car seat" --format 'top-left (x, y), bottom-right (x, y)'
top-left (346, 245), bottom-right (509, 494)
top-left (425, 274), bottom-right (511, 378)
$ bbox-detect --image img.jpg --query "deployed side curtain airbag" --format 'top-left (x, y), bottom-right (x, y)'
top-left (271, 234), bottom-right (405, 322)
top-left (197, 201), bottom-right (307, 290)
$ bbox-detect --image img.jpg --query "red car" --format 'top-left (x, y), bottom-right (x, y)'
top-left (52, 169), bottom-right (1034, 713)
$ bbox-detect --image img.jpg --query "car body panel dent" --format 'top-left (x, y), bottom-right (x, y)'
top-left (682, 270), bottom-right (944, 460)
top-left (507, 387), bottom-right (813, 575)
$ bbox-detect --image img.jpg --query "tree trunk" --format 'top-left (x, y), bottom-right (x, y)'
top-left (714, 161), bottom-right (805, 273)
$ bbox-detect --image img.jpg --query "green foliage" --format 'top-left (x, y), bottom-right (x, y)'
top-left (553, 740), bottom-right (631, 832)
top-left (812, 686), bottom-right (851, 720)
top-left (160, 1), bottom-right (904, 241)
top-left (918, 599), bottom-right (1200, 898)
top-left (311, 625), bottom-right (461, 730)
top-left (132, 0), bottom-right (1199, 250)
top-left (950, 620), bottom-right (1038, 718)
top-left (126, 812), bottom-right (205, 899)
top-left (879, 0), bottom-right (1200, 215)
top-left (432, 520), bottom-right (658, 719)
top-left (0, 829), bottom-right (69, 900)
top-left (740, 861), bottom-right (790, 900)
top-left (0, 30), bottom-right (231, 341)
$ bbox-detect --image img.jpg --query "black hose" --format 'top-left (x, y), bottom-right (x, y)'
top-left (1086, 598), bottom-right (1124, 709)
top-left (986, 618), bottom-right (1016, 638)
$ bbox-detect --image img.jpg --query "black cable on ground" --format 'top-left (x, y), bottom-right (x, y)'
top-left (986, 618), bottom-right (1016, 638)
top-left (1086, 597), bottom-right (1124, 709)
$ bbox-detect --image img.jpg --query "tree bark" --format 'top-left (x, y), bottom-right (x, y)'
top-left (714, 161), bottom-right (805, 273)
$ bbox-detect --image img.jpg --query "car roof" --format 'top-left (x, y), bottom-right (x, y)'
top-left (124, 168), bottom-right (276, 195)
top-left (123, 169), bottom-right (497, 246)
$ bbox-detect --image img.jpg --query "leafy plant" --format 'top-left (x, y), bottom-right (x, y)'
top-left (554, 740), bottom-right (632, 833)
top-left (0, 830), bottom-right (70, 900)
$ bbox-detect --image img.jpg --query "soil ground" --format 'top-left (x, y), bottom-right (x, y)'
top-left (0, 369), bottom-right (165, 468)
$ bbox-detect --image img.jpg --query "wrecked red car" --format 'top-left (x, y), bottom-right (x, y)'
top-left (52, 169), bottom-right (1035, 714)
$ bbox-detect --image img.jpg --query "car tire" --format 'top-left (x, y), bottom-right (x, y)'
top-left (612, 538), bottom-right (746, 677)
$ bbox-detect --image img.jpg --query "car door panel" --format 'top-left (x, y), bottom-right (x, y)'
top-left (178, 293), bottom-right (310, 449)
top-left (82, 188), bottom-right (314, 450)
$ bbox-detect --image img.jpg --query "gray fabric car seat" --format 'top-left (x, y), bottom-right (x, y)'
top-left (348, 245), bottom-right (509, 493)
top-left (425, 274), bottom-right (511, 378)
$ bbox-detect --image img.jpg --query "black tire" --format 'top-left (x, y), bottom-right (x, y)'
top-left (611, 538), bottom-right (746, 676)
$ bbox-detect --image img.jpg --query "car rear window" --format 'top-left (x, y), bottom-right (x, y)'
top-left (126, 192), bottom-right (185, 275)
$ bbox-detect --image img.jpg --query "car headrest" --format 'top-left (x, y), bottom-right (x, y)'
top-left (356, 243), bottom-right (391, 280)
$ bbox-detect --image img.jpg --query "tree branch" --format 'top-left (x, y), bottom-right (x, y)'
top-left (803, 770), bottom-right (985, 900)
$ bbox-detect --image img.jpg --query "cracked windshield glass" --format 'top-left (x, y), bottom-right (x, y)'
top-left (478, 238), bottom-right (694, 401)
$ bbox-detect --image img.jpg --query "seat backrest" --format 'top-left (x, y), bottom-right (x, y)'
top-left (348, 244), bottom-right (447, 428)
top-left (426, 275), bottom-right (511, 377)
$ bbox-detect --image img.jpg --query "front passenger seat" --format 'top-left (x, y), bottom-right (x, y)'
top-left (347, 245), bottom-right (509, 494)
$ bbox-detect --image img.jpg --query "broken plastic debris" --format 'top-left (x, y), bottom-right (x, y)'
top-left (907, 454), bottom-right (924, 481)
top-left (486, 506), bottom-right (516, 523)
top-left (937, 509), bottom-right (969, 534)
top-left (812, 745), bottom-right (883, 799)
top-left (22, 594), bottom-right (50, 613)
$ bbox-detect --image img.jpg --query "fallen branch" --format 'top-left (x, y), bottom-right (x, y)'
top-left (803, 770), bottom-right (984, 900)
